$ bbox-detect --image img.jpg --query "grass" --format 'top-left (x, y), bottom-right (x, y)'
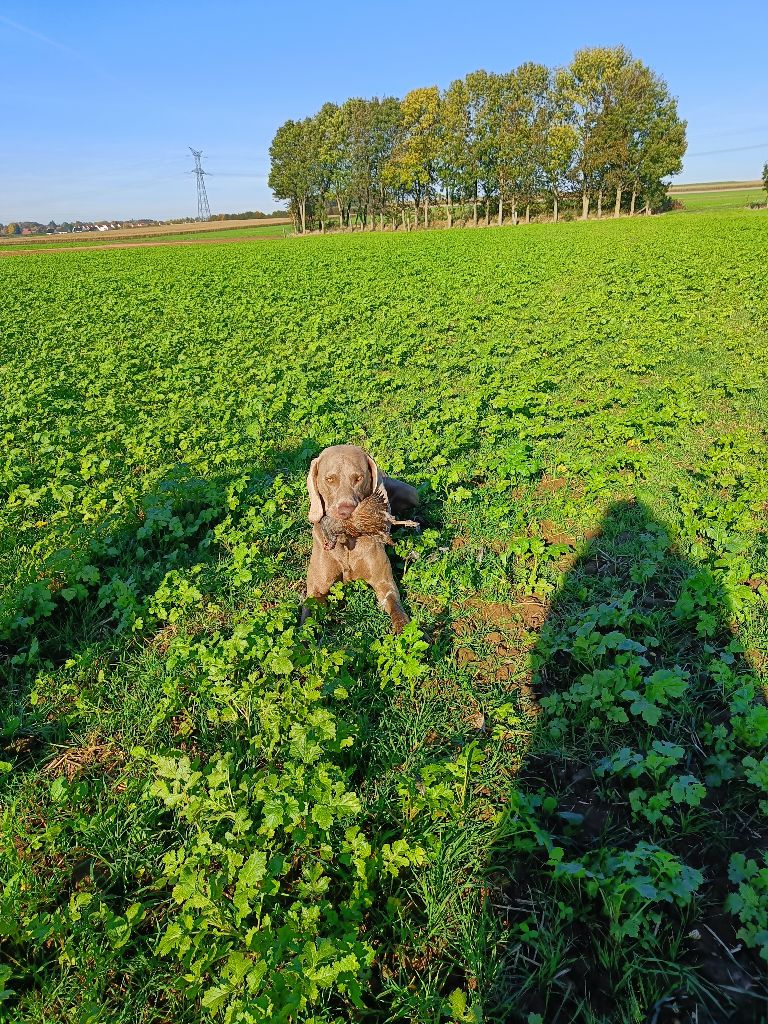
top-left (1, 210), bottom-right (768, 1024)
top-left (673, 188), bottom-right (767, 212)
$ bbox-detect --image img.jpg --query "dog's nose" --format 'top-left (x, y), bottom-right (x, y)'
top-left (335, 501), bottom-right (356, 519)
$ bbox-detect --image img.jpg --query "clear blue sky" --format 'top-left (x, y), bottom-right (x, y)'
top-left (2, 0), bottom-right (767, 222)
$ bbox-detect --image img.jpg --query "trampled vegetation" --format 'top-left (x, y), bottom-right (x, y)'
top-left (2, 209), bottom-right (768, 1023)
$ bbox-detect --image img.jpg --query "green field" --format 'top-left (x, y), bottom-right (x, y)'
top-left (674, 188), bottom-right (767, 213)
top-left (0, 223), bottom-right (292, 251)
top-left (2, 211), bottom-right (768, 1023)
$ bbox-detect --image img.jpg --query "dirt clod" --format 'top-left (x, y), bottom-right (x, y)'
top-left (456, 647), bottom-right (478, 666)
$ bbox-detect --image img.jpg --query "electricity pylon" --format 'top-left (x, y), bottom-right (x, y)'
top-left (189, 147), bottom-right (211, 221)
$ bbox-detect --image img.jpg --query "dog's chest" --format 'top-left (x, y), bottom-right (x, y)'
top-left (317, 528), bottom-right (381, 582)
top-left (331, 536), bottom-right (363, 580)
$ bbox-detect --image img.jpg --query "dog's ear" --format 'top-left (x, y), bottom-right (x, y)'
top-left (307, 458), bottom-right (325, 523)
top-left (366, 453), bottom-right (381, 496)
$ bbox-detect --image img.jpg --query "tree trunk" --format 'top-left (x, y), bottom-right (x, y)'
top-left (300, 199), bottom-right (306, 234)
top-left (553, 195), bottom-right (558, 222)
top-left (630, 189), bottom-right (637, 216)
top-left (525, 204), bottom-right (530, 224)
top-left (401, 208), bottom-right (407, 231)
top-left (498, 194), bottom-right (503, 226)
top-left (645, 199), bottom-right (651, 216)
top-left (511, 199), bottom-right (517, 226)
top-left (614, 186), bottom-right (622, 218)
top-left (582, 191), bottom-right (589, 220)
top-left (473, 192), bottom-right (478, 227)
top-left (424, 196), bottom-right (429, 229)
top-left (597, 190), bottom-right (603, 218)
top-left (484, 197), bottom-right (490, 226)
top-left (446, 190), bottom-right (452, 228)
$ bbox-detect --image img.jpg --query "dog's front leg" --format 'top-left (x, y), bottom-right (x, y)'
top-left (353, 539), bottom-right (409, 633)
top-left (302, 539), bottom-right (342, 624)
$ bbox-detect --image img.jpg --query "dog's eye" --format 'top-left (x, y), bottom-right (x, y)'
top-left (352, 475), bottom-right (362, 484)
top-left (326, 475), bottom-right (337, 485)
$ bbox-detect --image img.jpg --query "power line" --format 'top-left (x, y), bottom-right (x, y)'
top-left (688, 123), bottom-right (768, 141)
top-left (189, 147), bottom-right (211, 221)
top-left (206, 172), bottom-right (268, 179)
top-left (686, 141), bottom-right (768, 157)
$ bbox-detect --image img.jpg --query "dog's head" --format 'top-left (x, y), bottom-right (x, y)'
top-left (307, 445), bottom-right (380, 523)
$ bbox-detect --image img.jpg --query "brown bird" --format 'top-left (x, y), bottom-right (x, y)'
top-left (319, 483), bottom-right (419, 550)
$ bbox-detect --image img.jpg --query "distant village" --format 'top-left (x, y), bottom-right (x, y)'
top-left (1, 219), bottom-right (161, 236)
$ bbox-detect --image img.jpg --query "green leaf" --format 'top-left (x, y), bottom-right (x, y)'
top-left (157, 922), bottom-right (184, 957)
top-left (270, 654), bottom-right (294, 674)
top-left (239, 851), bottom-right (267, 888)
top-left (201, 985), bottom-right (230, 1012)
top-left (447, 988), bottom-right (467, 1017)
top-left (631, 879), bottom-right (657, 899)
top-left (312, 804), bottom-right (333, 830)
top-left (50, 776), bottom-right (68, 803)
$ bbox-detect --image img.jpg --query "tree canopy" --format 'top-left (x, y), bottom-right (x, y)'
top-left (269, 47), bottom-right (686, 233)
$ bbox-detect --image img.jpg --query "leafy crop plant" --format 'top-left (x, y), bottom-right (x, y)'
top-left (1, 209), bottom-right (768, 1022)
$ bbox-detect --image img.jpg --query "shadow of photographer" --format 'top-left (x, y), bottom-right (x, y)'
top-left (489, 498), bottom-right (768, 1024)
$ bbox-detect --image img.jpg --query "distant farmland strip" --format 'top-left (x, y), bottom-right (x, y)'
top-left (0, 216), bottom-right (292, 246)
top-left (0, 223), bottom-right (292, 254)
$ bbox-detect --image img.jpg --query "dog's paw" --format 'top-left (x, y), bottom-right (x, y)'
top-left (390, 608), bottom-right (410, 634)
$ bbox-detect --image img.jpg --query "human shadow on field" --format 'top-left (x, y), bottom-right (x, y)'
top-left (0, 439), bottom-right (319, 770)
top-left (489, 499), bottom-right (768, 1024)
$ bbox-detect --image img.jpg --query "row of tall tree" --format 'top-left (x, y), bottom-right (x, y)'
top-left (269, 46), bottom-right (687, 233)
